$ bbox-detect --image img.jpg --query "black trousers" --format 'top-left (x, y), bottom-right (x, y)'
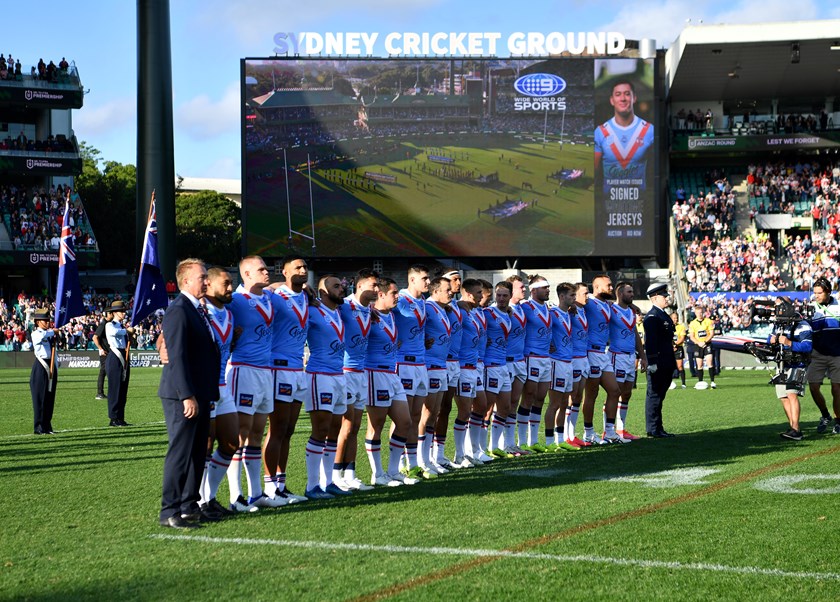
top-left (30, 362), bottom-right (57, 433)
top-left (160, 397), bottom-right (211, 521)
top-left (97, 357), bottom-right (107, 396)
top-left (645, 368), bottom-right (673, 435)
top-left (106, 351), bottom-right (130, 421)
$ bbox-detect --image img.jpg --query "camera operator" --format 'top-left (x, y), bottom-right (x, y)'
top-left (807, 278), bottom-right (840, 434)
top-left (768, 299), bottom-right (812, 441)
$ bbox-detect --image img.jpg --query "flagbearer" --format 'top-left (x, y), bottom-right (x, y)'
top-left (105, 300), bottom-right (134, 426)
top-left (30, 309), bottom-right (57, 435)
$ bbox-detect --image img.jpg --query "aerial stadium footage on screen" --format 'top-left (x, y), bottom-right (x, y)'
top-left (241, 57), bottom-right (656, 258)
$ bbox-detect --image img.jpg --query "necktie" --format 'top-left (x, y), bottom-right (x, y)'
top-left (197, 303), bottom-right (213, 337)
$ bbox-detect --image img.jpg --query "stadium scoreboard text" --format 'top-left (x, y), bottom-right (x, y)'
top-left (242, 56), bottom-right (659, 259)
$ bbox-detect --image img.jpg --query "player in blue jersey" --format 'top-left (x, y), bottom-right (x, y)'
top-left (418, 276), bottom-right (454, 476)
top-left (594, 80), bottom-right (654, 195)
top-left (452, 278), bottom-right (485, 467)
top-left (334, 269), bottom-right (379, 492)
top-left (609, 281), bottom-right (647, 442)
top-left (505, 275), bottom-right (530, 455)
top-left (583, 274), bottom-right (622, 445)
top-left (433, 268), bottom-right (463, 469)
top-left (198, 267), bottom-right (239, 517)
top-left (564, 283), bottom-right (591, 447)
top-left (225, 256), bottom-right (283, 511)
top-left (484, 281), bottom-right (514, 456)
top-left (262, 255), bottom-right (312, 505)
top-left (364, 277), bottom-right (419, 487)
top-left (466, 279), bottom-right (494, 464)
top-left (545, 283), bottom-right (581, 451)
top-left (394, 264), bottom-right (431, 479)
top-left (303, 275), bottom-right (351, 500)
top-left (520, 275), bottom-right (553, 452)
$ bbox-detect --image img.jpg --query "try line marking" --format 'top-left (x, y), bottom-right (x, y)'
top-left (150, 534), bottom-right (840, 582)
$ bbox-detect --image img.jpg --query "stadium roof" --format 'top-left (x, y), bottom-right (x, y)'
top-left (250, 88), bottom-right (358, 109)
top-left (665, 20), bottom-right (840, 103)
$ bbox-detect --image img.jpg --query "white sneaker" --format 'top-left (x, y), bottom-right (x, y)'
top-left (475, 451), bottom-right (494, 463)
top-left (710, 381), bottom-right (717, 389)
top-left (277, 489), bottom-right (308, 503)
top-left (452, 456), bottom-right (474, 469)
top-left (391, 471), bottom-right (420, 485)
top-left (332, 476), bottom-right (352, 492)
top-left (344, 476), bottom-right (374, 491)
top-left (681, 384), bottom-right (687, 389)
top-left (437, 457), bottom-right (456, 470)
top-left (230, 495), bottom-right (259, 513)
top-left (250, 492), bottom-right (286, 508)
top-left (372, 473), bottom-right (401, 487)
top-left (604, 432), bottom-right (630, 444)
top-left (583, 432), bottom-right (605, 445)
top-left (465, 454), bottom-right (484, 466)
top-left (669, 381), bottom-right (677, 390)
top-left (430, 460), bottom-right (449, 474)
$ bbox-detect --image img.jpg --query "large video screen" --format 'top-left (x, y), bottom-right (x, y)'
top-left (242, 57), bottom-right (657, 258)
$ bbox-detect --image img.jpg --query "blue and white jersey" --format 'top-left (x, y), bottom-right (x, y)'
top-left (394, 290), bottom-right (426, 364)
top-left (768, 320), bottom-right (813, 368)
top-left (484, 306), bottom-right (511, 366)
top-left (571, 307), bottom-right (589, 358)
top-left (229, 290), bottom-right (273, 368)
top-left (609, 303), bottom-right (638, 354)
top-left (306, 305), bottom-right (345, 375)
top-left (447, 300), bottom-right (464, 360)
top-left (424, 300), bottom-right (452, 368)
top-left (207, 304), bottom-right (233, 385)
top-left (522, 299), bottom-right (552, 357)
top-left (475, 308), bottom-right (488, 362)
top-left (271, 285), bottom-right (309, 369)
top-left (365, 311), bottom-right (399, 372)
top-left (585, 297), bottom-right (611, 351)
top-left (810, 297), bottom-right (840, 356)
top-left (549, 307), bottom-right (574, 362)
top-left (595, 115), bottom-right (654, 194)
top-left (339, 296), bottom-right (371, 371)
top-left (506, 303), bottom-right (527, 361)
top-left (458, 309), bottom-right (482, 367)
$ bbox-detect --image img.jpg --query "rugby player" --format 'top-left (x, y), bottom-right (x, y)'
top-left (334, 269), bottom-right (378, 491)
top-left (465, 280), bottom-right (493, 462)
top-left (484, 281), bottom-right (514, 456)
top-left (393, 264), bottom-right (431, 479)
top-left (433, 269), bottom-right (463, 468)
top-left (563, 283), bottom-right (590, 446)
top-left (609, 282), bottom-right (647, 441)
top-left (453, 278), bottom-right (485, 467)
top-left (520, 275), bottom-right (553, 452)
top-left (546, 283), bottom-right (580, 451)
top-left (505, 275), bottom-right (530, 455)
top-left (365, 278), bottom-right (419, 486)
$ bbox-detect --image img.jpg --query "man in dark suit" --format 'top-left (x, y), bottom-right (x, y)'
top-left (643, 282), bottom-right (677, 438)
top-left (158, 259), bottom-right (221, 529)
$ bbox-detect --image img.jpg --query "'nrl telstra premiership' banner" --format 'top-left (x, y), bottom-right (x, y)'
top-left (242, 56), bottom-right (659, 258)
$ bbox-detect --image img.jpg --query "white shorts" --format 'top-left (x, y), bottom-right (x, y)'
top-left (229, 364), bottom-right (273, 415)
top-left (457, 366), bottom-right (478, 399)
top-left (483, 364), bottom-right (512, 394)
top-left (344, 369), bottom-right (368, 410)
top-left (367, 369), bottom-right (406, 408)
top-left (611, 352), bottom-right (637, 383)
top-left (446, 359), bottom-right (461, 388)
top-left (273, 368), bottom-right (308, 404)
top-left (526, 356), bottom-right (551, 383)
top-left (475, 361), bottom-right (485, 392)
top-left (588, 349), bottom-right (614, 378)
top-left (550, 359), bottom-right (574, 393)
top-left (427, 366), bottom-right (447, 394)
top-left (306, 372), bottom-right (348, 415)
top-left (397, 363), bottom-right (429, 397)
top-left (213, 383), bottom-right (237, 418)
top-left (507, 359), bottom-right (527, 383)
top-left (572, 357), bottom-right (589, 383)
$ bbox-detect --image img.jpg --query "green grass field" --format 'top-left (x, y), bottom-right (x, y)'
top-left (2, 368), bottom-right (839, 601)
top-left (247, 133), bottom-right (594, 258)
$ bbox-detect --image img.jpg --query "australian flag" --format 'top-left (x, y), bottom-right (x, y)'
top-left (130, 197), bottom-right (168, 326)
top-left (54, 199), bottom-right (85, 328)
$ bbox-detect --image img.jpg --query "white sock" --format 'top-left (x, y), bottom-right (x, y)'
top-left (205, 450), bottom-right (232, 502)
top-left (490, 413), bottom-right (505, 450)
top-left (617, 402), bottom-right (628, 432)
top-left (345, 463), bottom-right (356, 482)
top-left (516, 407), bottom-right (530, 446)
top-left (322, 439), bottom-right (337, 488)
top-left (226, 448), bottom-right (243, 504)
top-left (365, 438), bottom-right (383, 477)
top-left (453, 419), bottom-right (468, 459)
top-left (568, 406), bottom-right (580, 441)
top-left (243, 446), bottom-right (264, 501)
top-left (388, 436), bottom-right (406, 475)
top-left (405, 443), bottom-right (418, 469)
top-left (423, 428), bottom-right (435, 465)
top-left (529, 406), bottom-right (542, 446)
top-left (434, 434), bottom-right (447, 463)
top-left (505, 414), bottom-right (517, 449)
top-left (468, 412), bottom-right (483, 456)
top-left (545, 430), bottom-right (555, 446)
top-left (305, 437), bottom-right (325, 491)
top-left (417, 434), bottom-right (428, 467)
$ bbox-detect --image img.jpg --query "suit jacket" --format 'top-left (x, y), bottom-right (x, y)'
top-left (158, 293), bottom-right (220, 403)
top-left (643, 305), bottom-right (677, 372)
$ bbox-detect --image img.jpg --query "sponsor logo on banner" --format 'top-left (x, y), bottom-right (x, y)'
top-left (30, 252), bottom-right (60, 265)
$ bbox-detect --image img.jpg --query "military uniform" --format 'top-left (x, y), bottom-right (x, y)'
top-left (643, 284), bottom-right (677, 437)
top-left (30, 309), bottom-right (57, 434)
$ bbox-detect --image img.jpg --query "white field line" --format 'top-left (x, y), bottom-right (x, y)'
top-left (149, 534), bottom-right (840, 581)
top-left (0, 421), bottom-right (166, 440)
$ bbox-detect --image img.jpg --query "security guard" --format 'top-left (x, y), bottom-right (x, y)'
top-left (643, 283), bottom-right (677, 437)
top-left (105, 300), bottom-right (135, 426)
top-left (30, 308), bottom-right (57, 434)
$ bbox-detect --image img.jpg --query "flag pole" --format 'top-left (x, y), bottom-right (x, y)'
top-left (127, 189), bottom-right (155, 366)
top-left (48, 338), bottom-right (56, 393)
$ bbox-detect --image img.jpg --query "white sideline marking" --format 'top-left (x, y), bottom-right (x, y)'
top-left (0, 421), bottom-right (166, 440)
top-left (150, 534), bottom-right (840, 581)
top-left (754, 474), bottom-right (840, 495)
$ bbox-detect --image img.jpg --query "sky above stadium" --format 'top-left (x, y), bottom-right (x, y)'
top-left (6, 0), bottom-right (839, 180)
